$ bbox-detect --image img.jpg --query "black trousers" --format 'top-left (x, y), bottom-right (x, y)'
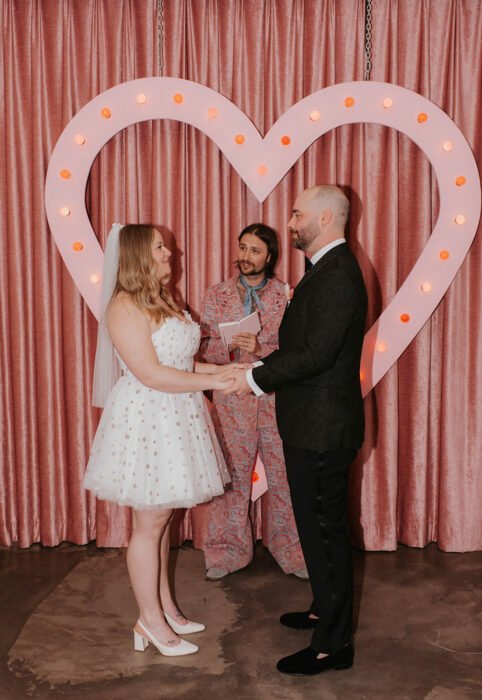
top-left (283, 443), bottom-right (356, 654)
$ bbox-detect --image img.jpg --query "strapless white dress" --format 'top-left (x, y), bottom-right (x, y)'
top-left (84, 313), bottom-right (229, 509)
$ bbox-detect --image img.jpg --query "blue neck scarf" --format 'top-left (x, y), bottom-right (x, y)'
top-left (239, 275), bottom-right (268, 316)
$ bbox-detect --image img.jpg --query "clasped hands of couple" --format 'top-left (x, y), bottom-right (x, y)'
top-left (210, 331), bottom-right (258, 396)
top-left (214, 364), bottom-right (251, 396)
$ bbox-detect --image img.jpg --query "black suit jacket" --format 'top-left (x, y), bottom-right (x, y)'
top-left (253, 243), bottom-right (368, 453)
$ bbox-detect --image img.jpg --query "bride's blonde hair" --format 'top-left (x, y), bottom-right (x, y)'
top-left (113, 224), bottom-right (181, 323)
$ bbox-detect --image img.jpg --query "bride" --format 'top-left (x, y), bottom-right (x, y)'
top-left (84, 224), bottom-right (236, 656)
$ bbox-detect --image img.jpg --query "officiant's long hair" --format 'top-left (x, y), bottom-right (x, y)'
top-left (113, 224), bottom-right (181, 323)
top-left (237, 223), bottom-right (279, 278)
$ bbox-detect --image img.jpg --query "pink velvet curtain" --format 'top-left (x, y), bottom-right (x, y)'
top-left (1, 0), bottom-right (481, 551)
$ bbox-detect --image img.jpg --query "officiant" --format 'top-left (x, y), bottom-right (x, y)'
top-left (199, 223), bottom-right (306, 580)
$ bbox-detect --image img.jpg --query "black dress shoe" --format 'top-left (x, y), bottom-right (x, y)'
top-left (276, 642), bottom-right (354, 676)
top-left (279, 610), bottom-right (319, 630)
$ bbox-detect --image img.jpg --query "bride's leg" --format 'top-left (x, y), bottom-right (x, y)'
top-left (127, 507), bottom-right (178, 643)
top-left (158, 515), bottom-right (182, 619)
top-left (158, 514), bottom-right (206, 634)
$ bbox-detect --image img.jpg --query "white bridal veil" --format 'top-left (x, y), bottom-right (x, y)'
top-left (91, 223), bottom-right (124, 407)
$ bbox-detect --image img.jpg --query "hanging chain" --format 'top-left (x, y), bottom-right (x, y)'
top-left (364, 0), bottom-right (373, 80)
top-left (157, 0), bottom-right (165, 76)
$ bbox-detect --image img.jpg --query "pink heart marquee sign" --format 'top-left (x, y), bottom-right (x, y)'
top-left (45, 78), bottom-right (481, 397)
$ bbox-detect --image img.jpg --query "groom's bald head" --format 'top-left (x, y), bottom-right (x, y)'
top-left (289, 185), bottom-right (349, 254)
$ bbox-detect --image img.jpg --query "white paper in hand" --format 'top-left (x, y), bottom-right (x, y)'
top-left (218, 311), bottom-right (261, 347)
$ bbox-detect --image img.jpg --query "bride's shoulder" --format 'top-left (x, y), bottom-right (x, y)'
top-left (109, 292), bottom-right (136, 314)
top-left (107, 294), bottom-right (147, 329)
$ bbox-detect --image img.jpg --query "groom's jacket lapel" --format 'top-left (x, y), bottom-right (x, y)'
top-left (281, 243), bottom-right (347, 324)
top-left (294, 243), bottom-right (347, 295)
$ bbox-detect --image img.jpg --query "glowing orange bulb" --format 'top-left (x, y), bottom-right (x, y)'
top-left (59, 206), bottom-right (70, 217)
top-left (400, 313), bottom-right (410, 323)
top-left (90, 273), bottom-right (101, 284)
top-left (72, 241), bottom-right (84, 252)
top-left (234, 134), bottom-right (245, 144)
top-left (207, 107), bottom-right (218, 119)
top-left (281, 135), bottom-right (291, 146)
top-left (173, 93), bottom-right (184, 104)
top-left (60, 169), bottom-right (71, 179)
top-left (252, 472), bottom-right (259, 483)
top-left (455, 214), bottom-right (466, 225)
top-left (257, 165), bottom-right (268, 175)
top-left (455, 176), bottom-right (466, 186)
top-left (442, 141), bottom-right (453, 151)
top-left (417, 112), bottom-right (428, 123)
top-left (439, 250), bottom-right (450, 260)
top-left (377, 342), bottom-right (387, 353)
top-left (136, 93), bottom-right (147, 104)
top-left (101, 107), bottom-right (111, 118)
top-left (345, 97), bottom-right (355, 108)
top-left (383, 98), bottom-right (393, 108)
top-left (309, 110), bottom-right (320, 121)
top-left (421, 282), bottom-right (432, 292)
top-left (74, 134), bottom-right (85, 145)
top-left (359, 370), bottom-right (365, 381)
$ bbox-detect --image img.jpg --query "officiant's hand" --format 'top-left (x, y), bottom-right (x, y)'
top-left (231, 332), bottom-right (261, 356)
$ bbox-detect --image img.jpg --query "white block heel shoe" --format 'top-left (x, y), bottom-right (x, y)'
top-left (133, 619), bottom-right (198, 656)
top-left (164, 612), bottom-right (205, 634)
top-left (134, 629), bottom-right (149, 651)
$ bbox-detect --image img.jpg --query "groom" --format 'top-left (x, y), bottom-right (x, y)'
top-left (228, 185), bottom-right (368, 675)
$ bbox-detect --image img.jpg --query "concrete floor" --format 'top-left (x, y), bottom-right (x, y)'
top-left (1, 542), bottom-right (481, 700)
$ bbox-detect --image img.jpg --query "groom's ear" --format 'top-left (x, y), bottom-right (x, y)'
top-left (320, 208), bottom-right (333, 225)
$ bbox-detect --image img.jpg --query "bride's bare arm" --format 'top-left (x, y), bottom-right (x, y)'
top-left (107, 298), bottom-right (233, 393)
top-left (194, 361), bottom-right (217, 374)
top-left (194, 361), bottom-right (247, 374)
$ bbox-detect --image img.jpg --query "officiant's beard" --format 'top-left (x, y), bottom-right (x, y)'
top-left (237, 261), bottom-right (267, 278)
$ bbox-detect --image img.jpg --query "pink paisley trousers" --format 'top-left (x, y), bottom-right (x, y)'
top-left (199, 275), bottom-right (305, 574)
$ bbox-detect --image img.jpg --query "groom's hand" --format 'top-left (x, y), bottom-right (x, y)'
top-left (222, 368), bottom-right (251, 396)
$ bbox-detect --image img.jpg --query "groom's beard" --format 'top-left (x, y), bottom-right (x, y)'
top-left (291, 221), bottom-right (320, 251)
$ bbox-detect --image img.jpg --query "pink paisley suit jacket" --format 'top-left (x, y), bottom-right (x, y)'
top-left (199, 275), bottom-right (288, 430)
